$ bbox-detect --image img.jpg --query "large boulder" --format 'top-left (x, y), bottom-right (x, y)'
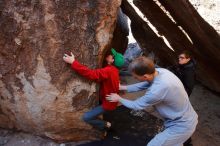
top-left (121, 0), bottom-right (177, 67)
top-left (157, 0), bottom-right (220, 92)
top-left (121, 0), bottom-right (220, 92)
top-left (0, 0), bottom-right (123, 142)
top-left (110, 8), bottom-right (129, 54)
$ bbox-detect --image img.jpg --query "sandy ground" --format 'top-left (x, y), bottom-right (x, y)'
top-left (0, 76), bottom-right (220, 146)
top-left (190, 85), bottom-right (220, 146)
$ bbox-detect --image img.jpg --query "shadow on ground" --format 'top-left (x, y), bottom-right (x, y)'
top-left (78, 106), bottom-right (163, 146)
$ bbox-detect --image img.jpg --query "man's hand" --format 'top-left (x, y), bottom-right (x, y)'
top-left (63, 52), bottom-right (75, 64)
top-left (106, 93), bottom-right (122, 102)
top-left (119, 84), bottom-right (127, 91)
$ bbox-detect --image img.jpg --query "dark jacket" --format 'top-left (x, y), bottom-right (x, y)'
top-left (169, 59), bottom-right (196, 96)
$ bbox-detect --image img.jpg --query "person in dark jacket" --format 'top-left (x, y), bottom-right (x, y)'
top-left (177, 51), bottom-right (196, 96)
top-left (169, 50), bottom-right (196, 146)
top-left (169, 51), bottom-right (196, 96)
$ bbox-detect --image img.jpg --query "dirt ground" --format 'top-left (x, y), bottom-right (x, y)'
top-left (0, 76), bottom-right (220, 146)
top-left (190, 84), bottom-right (220, 146)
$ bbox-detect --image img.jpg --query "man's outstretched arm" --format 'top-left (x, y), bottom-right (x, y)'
top-left (106, 89), bottom-right (165, 111)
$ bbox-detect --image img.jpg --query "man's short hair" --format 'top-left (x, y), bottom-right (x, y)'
top-left (129, 56), bottom-right (155, 76)
top-left (181, 50), bottom-right (192, 59)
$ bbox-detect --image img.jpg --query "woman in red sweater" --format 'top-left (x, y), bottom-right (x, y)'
top-left (63, 49), bottom-right (124, 131)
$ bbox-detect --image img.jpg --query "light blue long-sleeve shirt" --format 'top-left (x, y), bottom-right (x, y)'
top-left (120, 68), bottom-right (198, 129)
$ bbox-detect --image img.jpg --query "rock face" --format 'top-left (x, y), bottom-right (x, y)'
top-left (121, 0), bottom-right (177, 67)
top-left (157, 0), bottom-right (220, 92)
top-left (110, 8), bottom-right (129, 54)
top-left (122, 0), bottom-right (220, 92)
top-left (0, 0), bottom-right (123, 142)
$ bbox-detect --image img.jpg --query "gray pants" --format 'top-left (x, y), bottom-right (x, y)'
top-left (144, 106), bottom-right (197, 146)
top-left (147, 125), bottom-right (196, 146)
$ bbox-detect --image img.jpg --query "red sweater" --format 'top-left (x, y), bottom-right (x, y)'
top-left (71, 60), bottom-right (119, 111)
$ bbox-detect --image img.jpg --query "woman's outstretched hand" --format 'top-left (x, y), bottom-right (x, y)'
top-left (63, 52), bottom-right (75, 64)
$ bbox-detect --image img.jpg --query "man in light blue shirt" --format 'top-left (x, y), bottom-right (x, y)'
top-left (106, 56), bottom-right (198, 146)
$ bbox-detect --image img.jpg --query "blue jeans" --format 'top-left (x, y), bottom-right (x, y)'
top-left (82, 106), bottom-right (106, 130)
